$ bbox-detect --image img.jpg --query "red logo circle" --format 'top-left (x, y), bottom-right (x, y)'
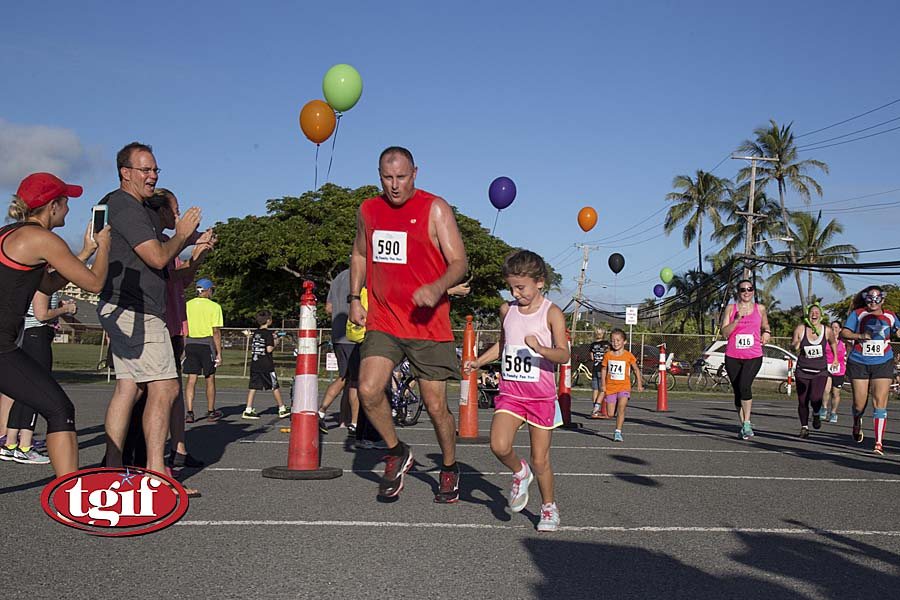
top-left (41, 467), bottom-right (189, 537)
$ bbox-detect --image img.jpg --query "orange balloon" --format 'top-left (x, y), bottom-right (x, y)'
top-left (299, 99), bottom-right (336, 144)
top-left (577, 206), bottom-right (598, 232)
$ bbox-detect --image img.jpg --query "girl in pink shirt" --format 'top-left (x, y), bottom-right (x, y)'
top-left (465, 250), bottom-right (569, 532)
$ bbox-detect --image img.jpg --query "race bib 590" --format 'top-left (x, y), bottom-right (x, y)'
top-left (372, 230), bottom-right (407, 264)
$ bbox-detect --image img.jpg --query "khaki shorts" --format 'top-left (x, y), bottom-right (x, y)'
top-left (99, 301), bottom-right (178, 383)
top-left (360, 330), bottom-right (459, 381)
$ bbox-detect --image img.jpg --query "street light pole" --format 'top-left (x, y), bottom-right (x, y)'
top-left (732, 155), bottom-right (780, 282)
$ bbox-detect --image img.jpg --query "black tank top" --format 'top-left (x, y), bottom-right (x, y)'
top-left (796, 325), bottom-right (827, 378)
top-left (0, 223), bottom-right (46, 353)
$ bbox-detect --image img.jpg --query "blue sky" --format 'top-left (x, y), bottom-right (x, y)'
top-left (2, 1), bottom-right (898, 312)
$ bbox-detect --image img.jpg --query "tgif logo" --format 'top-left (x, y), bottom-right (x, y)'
top-left (41, 467), bottom-right (189, 536)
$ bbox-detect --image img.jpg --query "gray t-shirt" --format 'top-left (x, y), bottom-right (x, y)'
top-left (327, 269), bottom-right (350, 345)
top-left (99, 189), bottom-right (167, 318)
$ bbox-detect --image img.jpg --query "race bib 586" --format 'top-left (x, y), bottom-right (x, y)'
top-left (502, 345), bottom-right (541, 383)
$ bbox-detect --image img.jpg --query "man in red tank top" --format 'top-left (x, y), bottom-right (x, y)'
top-left (349, 146), bottom-right (468, 503)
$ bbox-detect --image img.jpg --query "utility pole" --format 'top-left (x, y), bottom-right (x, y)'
top-left (732, 155), bottom-right (779, 281)
top-left (571, 244), bottom-right (599, 333)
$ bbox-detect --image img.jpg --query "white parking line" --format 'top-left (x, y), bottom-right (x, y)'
top-left (237, 439), bottom-right (881, 458)
top-left (203, 467), bottom-right (900, 483)
top-left (173, 519), bottom-right (900, 536)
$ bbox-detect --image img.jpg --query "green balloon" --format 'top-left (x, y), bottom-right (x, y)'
top-left (322, 64), bottom-right (363, 113)
top-left (660, 267), bottom-right (674, 284)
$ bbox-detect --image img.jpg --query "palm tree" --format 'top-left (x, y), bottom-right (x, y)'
top-left (712, 189), bottom-right (785, 263)
top-left (667, 268), bottom-right (724, 334)
top-left (664, 171), bottom-right (732, 274)
top-left (735, 119), bottom-right (829, 309)
top-left (764, 211), bottom-right (858, 306)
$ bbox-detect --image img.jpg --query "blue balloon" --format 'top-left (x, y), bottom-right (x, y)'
top-left (489, 176), bottom-right (516, 210)
top-left (653, 284), bottom-right (666, 298)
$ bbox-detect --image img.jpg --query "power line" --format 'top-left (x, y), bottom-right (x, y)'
top-left (797, 114), bottom-right (900, 148)
top-left (796, 96), bottom-right (900, 139)
top-left (798, 124), bottom-right (900, 152)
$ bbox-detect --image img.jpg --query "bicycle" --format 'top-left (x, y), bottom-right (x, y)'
top-left (686, 359), bottom-right (730, 391)
top-left (570, 362), bottom-right (594, 387)
top-left (389, 360), bottom-right (423, 427)
top-left (638, 368), bottom-right (677, 391)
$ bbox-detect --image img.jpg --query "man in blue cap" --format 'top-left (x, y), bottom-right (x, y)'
top-left (184, 278), bottom-right (224, 422)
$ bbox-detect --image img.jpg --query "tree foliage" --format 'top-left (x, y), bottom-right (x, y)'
top-left (199, 184), bottom-right (557, 326)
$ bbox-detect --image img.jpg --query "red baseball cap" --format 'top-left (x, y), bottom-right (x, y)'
top-left (16, 172), bottom-right (83, 209)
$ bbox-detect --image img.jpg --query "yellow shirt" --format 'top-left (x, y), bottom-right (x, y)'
top-left (186, 297), bottom-right (223, 338)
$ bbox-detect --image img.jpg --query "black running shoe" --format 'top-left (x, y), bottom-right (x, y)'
top-left (168, 452), bottom-right (205, 468)
top-left (378, 443), bottom-right (413, 499)
top-left (434, 469), bottom-right (460, 504)
top-left (799, 426), bottom-right (810, 439)
top-left (812, 413), bottom-right (821, 430)
top-left (318, 418), bottom-right (329, 435)
top-left (852, 417), bottom-right (864, 443)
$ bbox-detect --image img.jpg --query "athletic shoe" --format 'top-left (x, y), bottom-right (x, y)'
top-left (613, 430), bottom-right (624, 442)
top-left (242, 409), bottom-right (260, 420)
top-left (378, 443), bottom-right (413, 499)
top-left (347, 423), bottom-right (357, 435)
top-left (0, 446), bottom-right (15, 461)
top-left (434, 469), bottom-right (460, 504)
top-left (31, 438), bottom-right (46, 450)
top-left (318, 417), bottom-right (329, 434)
top-left (355, 439), bottom-right (388, 450)
top-left (745, 422), bottom-right (755, 438)
top-left (818, 408), bottom-right (828, 419)
top-left (740, 422), bottom-right (752, 440)
top-left (799, 426), bottom-right (810, 439)
top-left (13, 447), bottom-right (50, 465)
top-left (829, 413), bottom-right (838, 424)
top-left (852, 417), bottom-right (864, 443)
top-left (168, 452), bottom-right (205, 468)
top-left (812, 413), bottom-right (821, 430)
top-left (278, 405), bottom-right (291, 418)
top-left (207, 410), bottom-right (223, 421)
top-left (590, 411), bottom-right (603, 419)
top-left (874, 442), bottom-right (884, 456)
top-left (537, 503), bottom-right (560, 532)
top-left (185, 411), bottom-right (195, 424)
top-left (508, 460), bottom-right (533, 513)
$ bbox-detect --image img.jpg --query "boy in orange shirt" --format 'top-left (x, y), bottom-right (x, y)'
top-left (600, 329), bottom-right (644, 442)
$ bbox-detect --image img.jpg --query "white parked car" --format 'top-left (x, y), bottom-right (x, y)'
top-left (700, 340), bottom-right (797, 381)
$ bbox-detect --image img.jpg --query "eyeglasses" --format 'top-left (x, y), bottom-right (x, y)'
top-left (864, 295), bottom-right (884, 304)
top-left (125, 166), bottom-right (161, 175)
top-left (738, 287), bottom-right (754, 293)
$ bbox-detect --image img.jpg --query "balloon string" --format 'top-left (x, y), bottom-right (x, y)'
top-left (326, 113), bottom-right (342, 183)
top-left (314, 144), bottom-right (320, 190)
top-left (490, 210), bottom-right (500, 236)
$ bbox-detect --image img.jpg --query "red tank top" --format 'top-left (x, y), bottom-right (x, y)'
top-left (361, 189), bottom-right (452, 341)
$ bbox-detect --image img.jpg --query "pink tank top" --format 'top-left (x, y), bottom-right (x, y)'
top-left (725, 303), bottom-right (763, 359)
top-left (825, 339), bottom-right (847, 376)
top-left (499, 297), bottom-right (557, 401)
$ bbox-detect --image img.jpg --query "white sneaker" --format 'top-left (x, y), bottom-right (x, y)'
top-left (508, 460), bottom-right (533, 513)
top-left (242, 409), bottom-right (260, 420)
top-left (537, 503), bottom-right (560, 532)
top-left (278, 406), bottom-right (291, 418)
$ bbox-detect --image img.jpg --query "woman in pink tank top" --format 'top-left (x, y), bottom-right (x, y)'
top-left (720, 279), bottom-right (771, 440)
top-left (823, 321), bottom-right (848, 423)
top-left (464, 250), bottom-right (569, 532)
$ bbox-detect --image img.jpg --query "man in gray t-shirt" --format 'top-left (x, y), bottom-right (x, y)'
top-left (98, 142), bottom-right (201, 476)
top-left (317, 268), bottom-right (361, 432)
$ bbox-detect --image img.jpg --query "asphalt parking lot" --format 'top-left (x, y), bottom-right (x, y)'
top-left (3, 383), bottom-right (899, 599)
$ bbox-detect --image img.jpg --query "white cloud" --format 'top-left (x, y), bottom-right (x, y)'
top-left (0, 119), bottom-right (101, 187)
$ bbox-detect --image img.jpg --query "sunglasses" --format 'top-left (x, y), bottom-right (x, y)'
top-left (738, 287), bottom-right (754, 293)
top-left (864, 295), bottom-right (884, 304)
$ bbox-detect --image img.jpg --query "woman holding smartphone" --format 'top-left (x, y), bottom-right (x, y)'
top-left (0, 172), bottom-right (109, 476)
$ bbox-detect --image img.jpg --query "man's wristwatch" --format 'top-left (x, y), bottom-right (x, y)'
top-left (347, 294), bottom-right (361, 303)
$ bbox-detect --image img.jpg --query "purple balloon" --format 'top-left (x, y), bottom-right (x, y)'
top-left (489, 176), bottom-right (516, 210)
top-left (653, 284), bottom-right (666, 298)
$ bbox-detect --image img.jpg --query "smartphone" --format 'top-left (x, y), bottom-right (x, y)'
top-left (91, 205), bottom-right (108, 240)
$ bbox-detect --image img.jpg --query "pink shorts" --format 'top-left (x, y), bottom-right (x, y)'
top-left (604, 391), bottom-right (630, 404)
top-left (494, 394), bottom-right (562, 430)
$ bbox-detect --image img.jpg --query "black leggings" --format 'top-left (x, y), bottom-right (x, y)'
top-left (796, 375), bottom-right (828, 426)
top-left (0, 346), bottom-right (74, 433)
top-left (724, 355), bottom-right (763, 409)
top-left (8, 326), bottom-right (54, 431)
